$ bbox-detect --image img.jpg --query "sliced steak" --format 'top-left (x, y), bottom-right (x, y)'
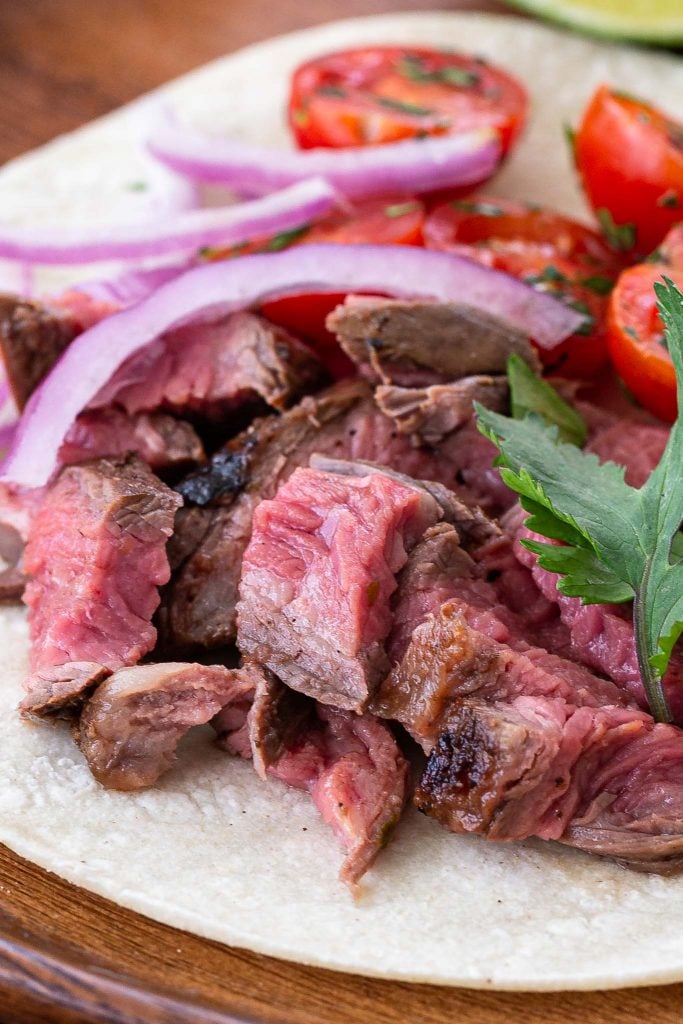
top-left (326, 295), bottom-right (540, 385)
top-left (22, 456), bottom-right (181, 709)
top-left (245, 666), bottom-right (310, 780)
top-left (161, 380), bottom-right (510, 653)
top-left (94, 312), bottom-right (325, 421)
top-left (415, 695), bottom-right (683, 873)
top-left (0, 293), bottom-right (78, 409)
top-left (19, 663), bottom-right (111, 719)
top-left (374, 602), bottom-right (631, 751)
top-left (586, 421), bottom-right (668, 488)
top-left (217, 691), bottom-right (409, 885)
top-left (237, 465), bottom-right (444, 711)
top-left (375, 377), bottom-right (508, 445)
top-left (77, 662), bottom-right (253, 790)
top-left (59, 409), bottom-right (204, 474)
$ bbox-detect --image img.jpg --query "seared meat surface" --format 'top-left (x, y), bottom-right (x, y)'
top-left (326, 295), bottom-right (539, 385)
top-left (60, 408), bottom-right (204, 474)
top-left (0, 293), bottom-right (78, 409)
top-left (376, 377), bottom-right (508, 445)
top-left (22, 456), bottom-right (181, 710)
top-left (77, 662), bottom-right (253, 789)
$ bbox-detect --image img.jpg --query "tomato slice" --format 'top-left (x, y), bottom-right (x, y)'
top-left (422, 196), bottom-right (621, 378)
top-left (260, 292), bottom-right (357, 379)
top-left (607, 226), bottom-right (683, 422)
top-left (575, 86), bottom-right (683, 257)
top-left (303, 196), bottom-right (425, 246)
top-left (288, 47), bottom-right (528, 158)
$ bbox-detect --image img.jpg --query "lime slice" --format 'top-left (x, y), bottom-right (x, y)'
top-left (502, 0), bottom-right (683, 44)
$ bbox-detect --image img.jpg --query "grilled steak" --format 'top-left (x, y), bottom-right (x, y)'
top-left (22, 456), bottom-right (181, 710)
top-left (77, 662), bottom-right (253, 790)
top-left (586, 421), bottom-right (668, 487)
top-left (0, 293), bottom-right (78, 409)
top-left (237, 465), bottom-right (444, 710)
top-left (326, 295), bottom-right (540, 385)
top-left (376, 377), bottom-right (508, 445)
top-left (59, 408), bottom-right (204, 474)
top-left (374, 601), bottom-right (630, 750)
top-left (415, 695), bottom-right (683, 873)
top-left (94, 312), bottom-right (325, 421)
top-left (216, 688), bottom-right (409, 885)
top-left (245, 666), bottom-right (310, 780)
top-left (161, 380), bottom-right (510, 652)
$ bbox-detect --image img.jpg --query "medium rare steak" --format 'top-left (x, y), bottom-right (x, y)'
top-left (326, 295), bottom-right (540, 385)
top-left (77, 662), bottom-right (253, 789)
top-left (94, 312), bottom-right (325, 421)
top-left (22, 456), bottom-right (181, 710)
top-left (59, 408), bottom-right (204, 474)
top-left (374, 602), bottom-right (630, 751)
top-left (160, 380), bottom-right (510, 652)
top-left (237, 465), bottom-right (444, 710)
top-left (0, 293), bottom-right (78, 409)
top-left (375, 377), bottom-right (508, 445)
top-left (415, 695), bottom-right (683, 873)
top-left (216, 686), bottom-right (409, 885)
top-left (586, 421), bottom-right (668, 488)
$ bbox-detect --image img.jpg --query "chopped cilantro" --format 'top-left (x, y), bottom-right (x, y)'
top-left (596, 208), bottom-right (636, 252)
top-left (579, 274), bottom-right (614, 296)
top-left (396, 55), bottom-right (479, 89)
top-left (318, 85), bottom-right (346, 98)
top-left (563, 123), bottom-right (577, 168)
top-left (376, 96), bottom-right (435, 117)
top-left (384, 201), bottom-right (420, 218)
top-left (451, 200), bottom-right (504, 217)
top-left (126, 181), bottom-right (148, 192)
top-left (263, 225), bottom-right (310, 251)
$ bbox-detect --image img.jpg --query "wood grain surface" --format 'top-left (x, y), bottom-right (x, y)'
top-left (1, 2), bottom-right (682, 1022)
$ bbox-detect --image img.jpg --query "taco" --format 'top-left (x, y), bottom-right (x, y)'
top-left (0, 11), bottom-right (682, 992)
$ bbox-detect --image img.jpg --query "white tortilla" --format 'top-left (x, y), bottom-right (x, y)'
top-left (0, 12), bottom-right (682, 992)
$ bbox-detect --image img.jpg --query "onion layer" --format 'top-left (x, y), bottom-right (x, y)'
top-left (2, 243), bottom-right (584, 489)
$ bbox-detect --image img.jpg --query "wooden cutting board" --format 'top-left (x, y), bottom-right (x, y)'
top-left (1, 2), bottom-right (683, 1021)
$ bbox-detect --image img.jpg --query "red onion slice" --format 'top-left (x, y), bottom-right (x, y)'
top-left (2, 243), bottom-right (584, 489)
top-left (0, 179), bottom-right (337, 264)
top-left (148, 121), bottom-right (501, 198)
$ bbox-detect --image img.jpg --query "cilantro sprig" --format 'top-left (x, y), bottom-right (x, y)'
top-left (476, 278), bottom-right (683, 723)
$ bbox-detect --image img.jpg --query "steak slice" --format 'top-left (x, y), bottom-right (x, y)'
top-left (237, 465), bottom-right (444, 710)
top-left (375, 377), bottom-right (508, 445)
top-left (586, 421), bottom-right (668, 488)
top-left (161, 379), bottom-right (510, 653)
top-left (374, 602), bottom-right (631, 751)
top-left (19, 663), bottom-right (111, 719)
top-left (326, 295), bottom-right (540, 385)
top-left (77, 662), bottom-right (253, 789)
top-left (59, 408), bottom-right (204, 474)
top-left (94, 312), bottom-right (325, 421)
top-left (22, 456), bottom-right (181, 709)
top-left (216, 687), bottom-right (409, 886)
top-left (0, 293), bottom-right (78, 409)
top-left (415, 695), bottom-right (683, 873)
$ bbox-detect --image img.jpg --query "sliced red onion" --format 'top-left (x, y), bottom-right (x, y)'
top-left (2, 243), bottom-right (584, 489)
top-left (0, 178), bottom-right (337, 264)
top-left (148, 121), bottom-right (501, 199)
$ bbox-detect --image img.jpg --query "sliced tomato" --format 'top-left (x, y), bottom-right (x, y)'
top-left (422, 196), bottom-right (621, 378)
top-left (575, 86), bottom-right (683, 257)
top-left (303, 196), bottom-right (425, 246)
top-left (259, 293), bottom-right (357, 379)
top-left (607, 225), bottom-right (683, 422)
top-left (288, 47), bottom-right (528, 158)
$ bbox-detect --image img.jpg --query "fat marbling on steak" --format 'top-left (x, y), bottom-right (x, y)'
top-left (237, 463), bottom-right (446, 711)
top-left (21, 455), bottom-right (181, 714)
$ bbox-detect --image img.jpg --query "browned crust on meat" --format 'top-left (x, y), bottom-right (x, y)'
top-left (0, 293), bottom-right (77, 409)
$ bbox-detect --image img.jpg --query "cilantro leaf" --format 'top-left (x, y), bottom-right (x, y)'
top-left (507, 355), bottom-right (587, 447)
top-left (476, 277), bottom-right (683, 723)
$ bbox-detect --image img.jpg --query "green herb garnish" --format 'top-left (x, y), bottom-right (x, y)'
top-left (524, 265), bottom-right (569, 287)
top-left (507, 354), bottom-right (587, 447)
top-left (563, 123), bottom-right (577, 168)
top-left (397, 55), bottom-right (479, 88)
top-left (476, 278), bottom-right (683, 723)
top-left (579, 274), bottom-right (615, 296)
top-left (126, 181), bottom-right (148, 192)
top-left (597, 208), bottom-right (637, 252)
top-left (318, 85), bottom-right (347, 98)
top-left (384, 201), bottom-right (420, 218)
top-left (263, 225), bottom-right (310, 252)
top-left (451, 200), bottom-right (504, 217)
top-left (375, 95), bottom-right (435, 117)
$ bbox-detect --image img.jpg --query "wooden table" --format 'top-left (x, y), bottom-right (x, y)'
top-left (1, 2), bottom-right (683, 1022)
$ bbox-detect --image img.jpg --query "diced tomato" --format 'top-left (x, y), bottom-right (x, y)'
top-left (260, 293), bottom-right (357, 379)
top-left (288, 47), bottom-right (528, 160)
top-left (607, 227), bottom-right (683, 422)
top-left (304, 196), bottom-right (425, 246)
top-left (575, 86), bottom-right (683, 256)
top-left (422, 196), bottom-right (621, 378)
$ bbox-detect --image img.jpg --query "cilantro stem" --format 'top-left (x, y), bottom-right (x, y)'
top-left (634, 578), bottom-right (673, 723)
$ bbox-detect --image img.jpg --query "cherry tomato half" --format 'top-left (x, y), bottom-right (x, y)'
top-left (575, 86), bottom-right (683, 257)
top-left (607, 226), bottom-right (683, 422)
top-left (422, 196), bottom-right (621, 378)
top-left (288, 47), bottom-right (528, 157)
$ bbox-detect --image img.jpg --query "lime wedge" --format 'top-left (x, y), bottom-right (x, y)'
top-left (502, 0), bottom-right (683, 44)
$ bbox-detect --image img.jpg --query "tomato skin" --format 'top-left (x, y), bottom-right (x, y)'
top-left (260, 293), bottom-right (357, 379)
top-left (422, 197), bottom-right (620, 378)
top-left (288, 47), bottom-right (528, 159)
top-left (304, 196), bottom-right (425, 246)
top-left (606, 235), bottom-right (683, 422)
top-left (575, 86), bottom-right (683, 256)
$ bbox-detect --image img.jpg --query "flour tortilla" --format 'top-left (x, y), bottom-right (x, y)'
top-left (0, 13), bottom-right (682, 991)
